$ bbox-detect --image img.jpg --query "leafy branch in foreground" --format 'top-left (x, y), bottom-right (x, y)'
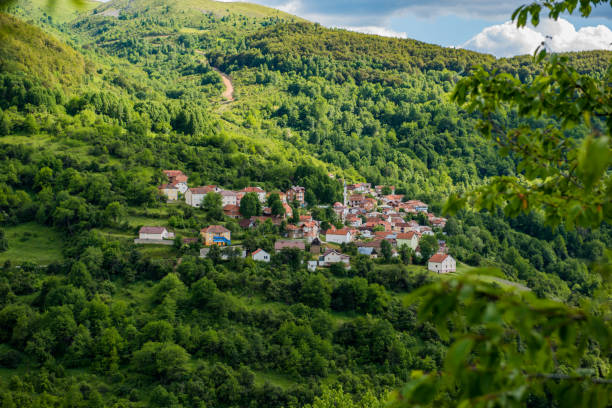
top-left (395, 1), bottom-right (612, 407)
top-left (393, 258), bottom-right (612, 408)
top-left (447, 53), bottom-right (611, 228)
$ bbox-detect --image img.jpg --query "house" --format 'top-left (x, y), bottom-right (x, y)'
top-left (223, 204), bottom-right (241, 219)
top-left (345, 214), bottom-right (362, 227)
top-left (286, 224), bottom-right (304, 239)
top-left (241, 187), bottom-right (267, 203)
top-left (139, 226), bottom-right (174, 240)
top-left (163, 170), bottom-right (189, 193)
top-left (286, 186), bottom-right (306, 205)
top-left (185, 186), bottom-right (217, 207)
top-left (348, 194), bottom-right (365, 207)
top-left (406, 200), bottom-right (429, 213)
top-left (274, 240), bottom-right (306, 252)
top-left (201, 225), bottom-right (231, 246)
top-left (363, 198), bottom-right (377, 211)
top-left (357, 246), bottom-right (377, 258)
top-left (396, 232), bottom-right (420, 250)
top-left (428, 253), bottom-right (456, 274)
top-left (219, 190), bottom-right (238, 207)
top-left (307, 261), bottom-right (318, 272)
top-left (310, 237), bottom-right (323, 254)
top-left (251, 249), bottom-right (271, 262)
top-left (239, 218), bottom-right (257, 229)
top-left (325, 228), bottom-right (353, 244)
top-left (319, 249), bottom-right (351, 267)
top-left (158, 184), bottom-right (179, 201)
top-left (332, 202), bottom-right (348, 221)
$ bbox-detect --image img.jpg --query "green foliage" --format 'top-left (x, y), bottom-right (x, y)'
top-left (239, 192), bottom-right (262, 218)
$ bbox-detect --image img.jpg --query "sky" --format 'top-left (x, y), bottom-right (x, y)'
top-left (222, 0), bottom-right (612, 57)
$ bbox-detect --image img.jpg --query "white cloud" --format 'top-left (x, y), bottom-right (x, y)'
top-left (462, 18), bottom-right (612, 57)
top-left (339, 25), bottom-right (407, 38)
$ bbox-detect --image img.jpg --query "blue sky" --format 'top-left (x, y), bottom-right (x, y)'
top-left (233, 0), bottom-right (612, 57)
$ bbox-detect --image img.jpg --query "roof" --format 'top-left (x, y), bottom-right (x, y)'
top-left (158, 184), bottom-right (178, 190)
top-left (333, 202), bottom-right (344, 208)
top-left (140, 226), bottom-right (167, 234)
top-left (322, 249), bottom-right (349, 258)
top-left (190, 186), bottom-right (215, 195)
top-left (163, 170), bottom-right (184, 177)
top-left (397, 232), bottom-right (418, 239)
top-left (242, 187), bottom-right (265, 193)
top-left (274, 240), bottom-right (305, 250)
top-left (174, 174), bottom-right (188, 182)
top-left (326, 228), bottom-right (352, 235)
top-left (219, 190), bottom-right (237, 196)
top-left (202, 225), bottom-right (230, 234)
top-left (252, 248), bottom-right (268, 256)
top-left (358, 247), bottom-right (374, 255)
top-left (429, 253), bottom-right (451, 263)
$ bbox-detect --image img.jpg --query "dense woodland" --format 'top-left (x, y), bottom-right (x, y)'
top-left (0, 0), bottom-right (610, 406)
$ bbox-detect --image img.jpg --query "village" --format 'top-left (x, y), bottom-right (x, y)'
top-left (140, 170), bottom-right (456, 274)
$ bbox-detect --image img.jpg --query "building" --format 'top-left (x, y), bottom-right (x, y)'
top-left (286, 186), bottom-right (306, 205)
top-left (241, 187), bottom-right (267, 203)
top-left (139, 226), bottom-right (174, 240)
top-left (325, 228), bottom-right (353, 244)
top-left (319, 249), bottom-right (351, 267)
top-left (428, 253), bottom-right (456, 274)
top-left (251, 249), bottom-right (271, 262)
top-left (223, 204), bottom-right (241, 219)
top-left (185, 186), bottom-right (218, 207)
top-left (201, 225), bottom-right (231, 246)
top-left (219, 190), bottom-right (238, 207)
top-left (274, 240), bottom-right (305, 252)
top-left (158, 184), bottom-right (179, 201)
top-left (396, 231), bottom-right (420, 250)
top-left (162, 170), bottom-right (189, 193)
top-left (310, 237), bottom-right (323, 254)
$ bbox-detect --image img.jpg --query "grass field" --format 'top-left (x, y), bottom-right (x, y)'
top-left (0, 222), bottom-right (64, 265)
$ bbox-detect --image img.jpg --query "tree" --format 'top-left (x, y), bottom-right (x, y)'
top-left (0, 229), bottom-right (7, 252)
top-left (239, 192), bottom-right (261, 218)
top-left (131, 342), bottom-right (190, 382)
top-left (380, 239), bottom-right (392, 263)
top-left (300, 274), bottom-right (331, 309)
top-left (418, 235), bottom-right (438, 262)
top-left (267, 193), bottom-right (285, 217)
top-left (104, 202), bottom-right (126, 226)
top-left (203, 192), bottom-right (223, 220)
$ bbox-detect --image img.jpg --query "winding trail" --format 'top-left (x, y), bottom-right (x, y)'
top-left (212, 67), bottom-right (234, 101)
top-left (195, 49), bottom-right (234, 102)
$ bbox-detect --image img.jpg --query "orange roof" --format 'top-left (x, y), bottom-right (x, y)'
top-left (397, 232), bottom-right (418, 239)
top-left (429, 253), bottom-right (450, 263)
top-left (202, 225), bottom-right (230, 234)
top-left (326, 228), bottom-right (353, 235)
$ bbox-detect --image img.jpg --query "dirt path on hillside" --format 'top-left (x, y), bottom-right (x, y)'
top-left (195, 50), bottom-right (234, 102)
top-left (212, 67), bottom-right (234, 101)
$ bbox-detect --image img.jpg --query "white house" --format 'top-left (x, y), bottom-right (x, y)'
top-left (219, 190), bottom-right (238, 206)
top-left (428, 253), bottom-right (456, 274)
top-left (396, 232), bottom-right (420, 250)
top-left (325, 228), bottom-right (353, 244)
top-left (319, 249), bottom-right (351, 267)
top-left (139, 226), bottom-right (174, 240)
top-left (241, 187), bottom-right (267, 203)
top-left (307, 261), bottom-right (318, 272)
top-left (186, 186), bottom-right (216, 207)
top-left (251, 248), bottom-right (271, 262)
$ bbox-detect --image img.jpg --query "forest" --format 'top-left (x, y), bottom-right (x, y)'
top-left (0, 0), bottom-right (610, 406)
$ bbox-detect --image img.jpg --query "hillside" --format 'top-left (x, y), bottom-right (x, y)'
top-left (0, 2), bottom-right (610, 407)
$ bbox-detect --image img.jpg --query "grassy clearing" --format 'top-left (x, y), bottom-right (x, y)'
top-left (253, 370), bottom-right (296, 389)
top-left (0, 222), bottom-right (64, 265)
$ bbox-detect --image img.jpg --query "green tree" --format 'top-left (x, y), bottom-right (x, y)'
top-left (0, 229), bottom-right (7, 252)
top-left (418, 235), bottom-right (438, 262)
top-left (380, 239), bottom-right (392, 263)
top-left (203, 192), bottom-right (223, 220)
top-left (300, 274), bottom-right (332, 309)
top-left (267, 193), bottom-right (286, 217)
top-left (103, 202), bottom-right (126, 225)
top-left (239, 192), bottom-right (261, 218)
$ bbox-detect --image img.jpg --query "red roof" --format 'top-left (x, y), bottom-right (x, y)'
top-left (163, 170), bottom-right (184, 177)
top-left (397, 232), bottom-right (418, 239)
top-left (202, 225), bottom-right (230, 234)
top-left (140, 226), bottom-right (166, 234)
top-left (428, 253), bottom-right (450, 263)
top-left (190, 186), bottom-right (216, 194)
top-left (326, 228), bottom-right (352, 235)
top-left (252, 248), bottom-right (267, 256)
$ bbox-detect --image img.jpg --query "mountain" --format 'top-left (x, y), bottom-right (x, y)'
top-left (0, 1), bottom-right (609, 407)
